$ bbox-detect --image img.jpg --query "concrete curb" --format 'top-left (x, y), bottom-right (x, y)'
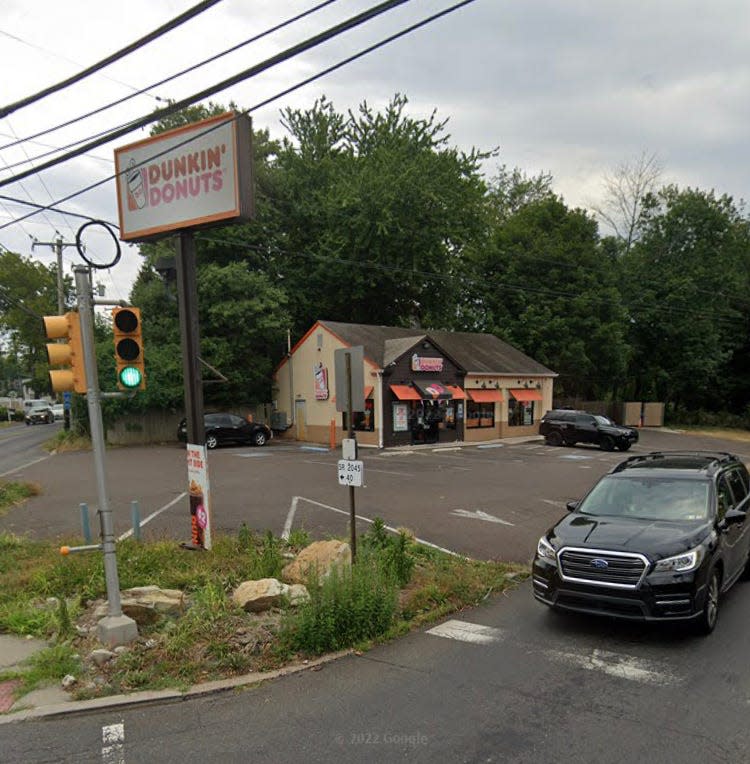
top-left (0, 650), bottom-right (351, 724)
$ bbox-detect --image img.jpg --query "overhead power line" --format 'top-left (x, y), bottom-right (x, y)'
top-left (0, 0), bottom-right (476, 232)
top-left (0, 0), bottom-right (223, 120)
top-left (0, 0), bottom-right (412, 190)
top-left (0, 0), bottom-right (340, 157)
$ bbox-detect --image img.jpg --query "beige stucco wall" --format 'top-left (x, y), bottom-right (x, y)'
top-left (274, 323), bottom-right (382, 445)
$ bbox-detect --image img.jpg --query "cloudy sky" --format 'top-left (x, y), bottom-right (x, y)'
top-left (1, 0), bottom-right (748, 300)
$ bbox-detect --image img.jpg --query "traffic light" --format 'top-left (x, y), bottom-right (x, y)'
top-left (43, 312), bottom-right (87, 393)
top-left (112, 307), bottom-right (145, 390)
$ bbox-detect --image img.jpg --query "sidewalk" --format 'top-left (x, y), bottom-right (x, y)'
top-left (0, 631), bottom-right (348, 722)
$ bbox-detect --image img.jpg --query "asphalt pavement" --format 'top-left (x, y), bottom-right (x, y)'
top-left (2, 578), bottom-right (748, 762)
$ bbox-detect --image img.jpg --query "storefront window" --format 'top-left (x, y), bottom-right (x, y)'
top-left (466, 401), bottom-right (495, 428)
top-left (509, 399), bottom-right (535, 427)
top-left (342, 399), bottom-right (375, 432)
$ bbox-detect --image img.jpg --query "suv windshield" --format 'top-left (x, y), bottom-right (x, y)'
top-left (578, 475), bottom-right (710, 522)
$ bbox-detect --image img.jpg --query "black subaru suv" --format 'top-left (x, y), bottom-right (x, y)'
top-left (532, 451), bottom-right (750, 634)
top-left (539, 409), bottom-right (638, 451)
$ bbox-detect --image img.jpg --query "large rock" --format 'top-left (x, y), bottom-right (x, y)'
top-left (232, 578), bottom-right (288, 613)
top-left (94, 586), bottom-right (186, 626)
top-left (281, 540), bottom-right (351, 585)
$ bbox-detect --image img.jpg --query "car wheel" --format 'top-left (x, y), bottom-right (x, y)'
top-left (696, 568), bottom-right (720, 635)
top-left (545, 430), bottom-right (563, 447)
top-left (600, 435), bottom-right (615, 451)
top-left (563, 439), bottom-right (576, 447)
top-left (25, 421), bottom-right (30, 426)
top-left (252, 430), bottom-right (267, 447)
top-left (617, 441), bottom-right (632, 451)
top-left (205, 434), bottom-right (219, 449)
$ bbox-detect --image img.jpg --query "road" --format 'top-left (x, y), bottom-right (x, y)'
top-left (2, 427), bottom-right (750, 761)
top-left (0, 421), bottom-right (58, 478)
top-left (2, 576), bottom-right (748, 763)
top-left (2, 427), bottom-right (750, 563)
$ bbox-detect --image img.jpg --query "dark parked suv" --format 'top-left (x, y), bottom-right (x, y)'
top-left (539, 409), bottom-right (638, 451)
top-left (532, 451), bottom-right (750, 634)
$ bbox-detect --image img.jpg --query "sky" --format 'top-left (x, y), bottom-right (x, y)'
top-left (1, 0), bottom-right (748, 302)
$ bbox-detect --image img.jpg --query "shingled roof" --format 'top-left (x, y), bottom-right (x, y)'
top-left (319, 321), bottom-right (556, 376)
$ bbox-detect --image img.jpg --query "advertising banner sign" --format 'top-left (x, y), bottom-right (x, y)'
top-left (186, 443), bottom-right (212, 550)
top-left (114, 112), bottom-right (254, 242)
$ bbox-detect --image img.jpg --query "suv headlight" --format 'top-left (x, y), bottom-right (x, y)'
top-left (653, 545), bottom-right (704, 573)
top-left (536, 536), bottom-right (556, 561)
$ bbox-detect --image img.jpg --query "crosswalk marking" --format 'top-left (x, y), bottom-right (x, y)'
top-left (426, 620), bottom-right (504, 644)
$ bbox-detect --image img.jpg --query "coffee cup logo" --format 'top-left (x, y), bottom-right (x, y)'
top-left (126, 159), bottom-right (147, 211)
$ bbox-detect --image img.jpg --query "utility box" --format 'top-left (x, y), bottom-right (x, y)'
top-left (271, 411), bottom-right (288, 431)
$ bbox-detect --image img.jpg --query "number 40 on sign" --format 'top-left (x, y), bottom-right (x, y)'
top-left (338, 459), bottom-right (364, 487)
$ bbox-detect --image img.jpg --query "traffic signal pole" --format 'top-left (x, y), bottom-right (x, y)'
top-left (74, 266), bottom-right (138, 647)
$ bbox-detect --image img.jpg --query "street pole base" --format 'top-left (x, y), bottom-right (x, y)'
top-left (96, 614), bottom-right (138, 647)
top-left (179, 542), bottom-right (204, 552)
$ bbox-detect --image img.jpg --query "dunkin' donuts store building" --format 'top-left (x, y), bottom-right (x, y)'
top-left (273, 321), bottom-right (556, 449)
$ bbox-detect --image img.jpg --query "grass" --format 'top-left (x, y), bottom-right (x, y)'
top-left (0, 481), bottom-right (41, 517)
top-left (0, 525), bottom-right (527, 702)
top-left (44, 429), bottom-right (91, 453)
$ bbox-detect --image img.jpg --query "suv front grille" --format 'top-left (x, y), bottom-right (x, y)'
top-left (558, 547), bottom-right (647, 589)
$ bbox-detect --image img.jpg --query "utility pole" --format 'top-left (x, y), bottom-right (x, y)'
top-left (33, 235), bottom-right (76, 430)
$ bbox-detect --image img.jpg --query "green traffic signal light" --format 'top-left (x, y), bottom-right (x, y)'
top-left (118, 366), bottom-right (143, 389)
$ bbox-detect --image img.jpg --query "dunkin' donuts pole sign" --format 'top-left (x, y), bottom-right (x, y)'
top-left (114, 112), bottom-right (254, 242)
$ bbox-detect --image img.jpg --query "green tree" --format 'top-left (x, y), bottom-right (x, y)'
top-left (621, 186), bottom-right (750, 410)
top-left (467, 194), bottom-right (629, 399)
top-left (272, 94), bottom-right (491, 333)
top-left (0, 251), bottom-right (70, 394)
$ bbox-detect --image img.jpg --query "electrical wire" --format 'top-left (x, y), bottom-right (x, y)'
top-left (0, 0), bottom-right (341, 155)
top-left (0, 0), bottom-right (473, 229)
top-left (0, 0), bottom-right (413, 189)
top-left (0, 0), bottom-right (223, 120)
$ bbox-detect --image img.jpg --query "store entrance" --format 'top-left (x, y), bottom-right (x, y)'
top-left (409, 399), bottom-right (462, 445)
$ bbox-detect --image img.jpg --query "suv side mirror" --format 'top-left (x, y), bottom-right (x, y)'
top-left (566, 500), bottom-right (579, 513)
top-left (724, 508), bottom-right (746, 526)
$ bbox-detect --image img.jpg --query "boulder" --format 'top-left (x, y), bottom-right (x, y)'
top-left (281, 540), bottom-right (351, 585)
top-left (232, 578), bottom-right (287, 613)
top-left (287, 584), bottom-right (310, 606)
top-left (93, 586), bottom-right (186, 626)
top-left (90, 649), bottom-right (116, 667)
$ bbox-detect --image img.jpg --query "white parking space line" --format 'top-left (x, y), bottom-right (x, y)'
top-left (560, 454), bottom-right (593, 460)
top-left (0, 454), bottom-right (49, 478)
top-left (543, 647), bottom-right (682, 687)
top-left (234, 452), bottom-right (270, 458)
top-left (427, 620), bottom-right (504, 645)
top-left (542, 499), bottom-right (566, 508)
top-left (101, 722), bottom-right (125, 764)
top-left (117, 492), bottom-right (186, 541)
top-left (288, 496), bottom-right (462, 556)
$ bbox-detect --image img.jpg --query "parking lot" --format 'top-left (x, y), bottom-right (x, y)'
top-left (4, 427), bottom-right (750, 563)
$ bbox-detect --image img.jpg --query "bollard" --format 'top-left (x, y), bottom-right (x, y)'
top-left (329, 419), bottom-right (335, 450)
top-left (79, 503), bottom-right (92, 544)
top-left (131, 500), bottom-right (141, 541)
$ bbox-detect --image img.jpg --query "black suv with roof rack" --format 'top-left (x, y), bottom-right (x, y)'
top-left (532, 451), bottom-right (750, 634)
top-left (539, 409), bottom-right (638, 451)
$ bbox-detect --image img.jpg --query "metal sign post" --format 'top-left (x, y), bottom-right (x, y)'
top-left (333, 346), bottom-right (367, 562)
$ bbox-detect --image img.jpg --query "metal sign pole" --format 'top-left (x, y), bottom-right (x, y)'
top-left (74, 266), bottom-right (137, 646)
top-left (346, 351), bottom-right (357, 561)
top-left (174, 231), bottom-right (211, 550)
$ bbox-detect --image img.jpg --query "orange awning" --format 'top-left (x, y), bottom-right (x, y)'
top-left (390, 384), bottom-right (421, 401)
top-left (364, 385), bottom-right (374, 399)
top-left (509, 388), bottom-right (542, 402)
top-left (446, 385), bottom-right (467, 400)
top-left (467, 389), bottom-right (504, 403)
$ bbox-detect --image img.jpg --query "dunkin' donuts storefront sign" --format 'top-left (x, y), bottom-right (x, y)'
top-left (114, 112), bottom-right (254, 242)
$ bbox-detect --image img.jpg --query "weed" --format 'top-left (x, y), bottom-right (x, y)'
top-left (17, 644), bottom-right (81, 694)
top-left (281, 549), bottom-right (399, 655)
top-left (286, 527), bottom-right (311, 552)
top-left (0, 481), bottom-right (39, 515)
top-left (237, 523), bottom-right (254, 551)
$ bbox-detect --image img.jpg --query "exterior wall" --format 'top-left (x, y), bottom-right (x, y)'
top-left (274, 323), bottom-right (382, 446)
